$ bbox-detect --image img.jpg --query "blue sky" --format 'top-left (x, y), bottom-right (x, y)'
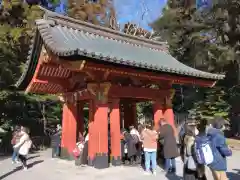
top-left (39, 0), bottom-right (167, 31)
top-left (114, 0), bottom-right (167, 31)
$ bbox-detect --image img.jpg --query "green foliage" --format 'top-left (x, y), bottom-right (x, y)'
top-left (151, 0), bottom-right (240, 126)
top-left (0, 3), bottom-right (43, 89)
top-left (0, 3), bottom-right (61, 148)
top-left (0, 91), bottom-right (62, 134)
top-left (152, 0), bottom-right (240, 72)
top-left (188, 87), bottom-right (230, 122)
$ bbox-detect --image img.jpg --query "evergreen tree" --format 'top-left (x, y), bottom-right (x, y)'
top-left (189, 87), bottom-right (230, 122)
top-left (151, 0), bottom-right (240, 123)
top-left (68, 0), bottom-right (117, 28)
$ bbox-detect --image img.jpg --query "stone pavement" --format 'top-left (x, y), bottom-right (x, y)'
top-left (0, 150), bottom-right (240, 180)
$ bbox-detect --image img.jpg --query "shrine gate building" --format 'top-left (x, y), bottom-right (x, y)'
top-left (16, 9), bottom-right (225, 169)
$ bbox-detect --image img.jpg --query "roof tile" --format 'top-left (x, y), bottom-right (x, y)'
top-left (34, 9), bottom-right (225, 80)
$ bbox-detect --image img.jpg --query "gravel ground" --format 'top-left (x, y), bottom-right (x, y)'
top-left (0, 149), bottom-right (239, 180)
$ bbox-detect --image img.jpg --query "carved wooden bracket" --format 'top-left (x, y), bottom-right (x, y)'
top-left (61, 60), bottom-right (86, 71)
top-left (87, 82), bottom-right (111, 104)
top-left (58, 92), bottom-right (78, 106)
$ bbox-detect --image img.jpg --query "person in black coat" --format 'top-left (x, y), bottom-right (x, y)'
top-left (122, 130), bottom-right (137, 165)
top-left (51, 130), bottom-right (61, 158)
top-left (159, 118), bottom-right (179, 173)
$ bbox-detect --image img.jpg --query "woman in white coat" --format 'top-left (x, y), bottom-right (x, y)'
top-left (14, 127), bottom-right (32, 170)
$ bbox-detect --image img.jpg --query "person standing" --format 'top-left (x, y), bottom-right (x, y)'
top-left (11, 126), bottom-right (21, 164)
top-left (51, 125), bottom-right (62, 158)
top-left (159, 118), bottom-right (179, 174)
top-left (141, 123), bottom-right (158, 175)
top-left (130, 125), bottom-right (141, 164)
top-left (122, 130), bottom-right (137, 165)
top-left (207, 117), bottom-right (232, 180)
top-left (183, 123), bottom-right (207, 180)
top-left (14, 126), bottom-right (32, 170)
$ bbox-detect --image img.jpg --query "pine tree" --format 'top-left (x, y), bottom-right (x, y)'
top-left (67, 0), bottom-right (117, 29)
top-left (189, 87), bottom-right (230, 122)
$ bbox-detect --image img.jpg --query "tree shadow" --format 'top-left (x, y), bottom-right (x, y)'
top-left (0, 160), bottom-right (44, 179)
top-left (165, 173), bottom-right (182, 180)
top-left (227, 169), bottom-right (240, 180)
top-left (27, 154), bottom-right (40, 160)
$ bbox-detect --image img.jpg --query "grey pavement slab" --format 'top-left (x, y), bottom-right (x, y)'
top-left (0, 149), bottom-right (240, 180)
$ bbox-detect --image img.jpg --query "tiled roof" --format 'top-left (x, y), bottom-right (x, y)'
top-left (29, 8), bottom-right (226, 81)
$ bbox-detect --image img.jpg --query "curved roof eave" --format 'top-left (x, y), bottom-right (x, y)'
top-left (15, 30), bottom-right (43, 90)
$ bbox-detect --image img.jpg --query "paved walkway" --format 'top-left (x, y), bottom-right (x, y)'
top-left (0, 150), bottom-right (240, 180)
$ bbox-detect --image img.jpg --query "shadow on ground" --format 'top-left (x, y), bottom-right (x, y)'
top-left (227, 169), bottom-right (240, 180)
top-left (0, 160), bottom-right (44, 179)
top-left (165, 173), bottom-right (182, 180)
top-left (27, 154), bottom-right (40, 160)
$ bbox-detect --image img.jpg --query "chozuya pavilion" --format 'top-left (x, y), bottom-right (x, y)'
top-left (16, 8), bottom-right (224, 169)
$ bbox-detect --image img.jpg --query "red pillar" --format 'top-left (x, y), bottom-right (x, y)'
top-left (67, 102), bottom-right (78, 154)
top-left (61, 104), bottom-right (68, 156)
top-left (110, 99), bottom-right (121, 166)
top-left (61, 102), bottom-right (77, 159)
top-left (164, 92), bottom-right (177, 136)
top-left (88, 100), bottom-right (95, 166)
top-left (164, 108), bottom-right (177, 136)
top-left (153, 101), bottom-right (163, 131)
top-left (94, 101), bottom-right (109, 169)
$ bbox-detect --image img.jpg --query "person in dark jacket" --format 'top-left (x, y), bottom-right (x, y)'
top-left (207, 117), bottom-right (232, 180)
top-left (159, 118), bottom-right (179, 173)
top-left (51, 129), bottom-right (61, 158)
top-left (123, 130), bottom-right (137, 165)
top-left (183, 123), bottom-right (207, 180)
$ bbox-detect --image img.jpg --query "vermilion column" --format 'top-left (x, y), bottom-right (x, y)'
top-left (67, 102), bottom-right (78, 155)
top-left (164, 90), bottom-right (177, 136)
top-left (94, 102), bottom-right (109, 169)
top-left (153, 101), bottom-right (163, 131)
top-left (88, 100), bottom-right (95, 166)
top-left (61, 103), bottom-right (69, 158)
top-left (110, 99), bottom-right (121, 166)
top-left (61, 102), bottom-right (77, 159)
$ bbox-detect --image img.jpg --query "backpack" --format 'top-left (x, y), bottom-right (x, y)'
top-left (194, 135), bottom-right (214, 165)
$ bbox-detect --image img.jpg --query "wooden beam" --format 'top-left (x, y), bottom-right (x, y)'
top-left (109, 85), bottom-right (167, 100)
top-left (84, 62), bottom-right (216, 87)
top-left (62, 85), bottom-right (166, 101)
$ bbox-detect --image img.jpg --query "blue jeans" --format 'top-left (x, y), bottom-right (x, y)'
top-left (144, 151), bottom-right (157, 171)
top-left (12, 149), bottom-right (19, 161)
top-left (165, 158), bottom-right (176, 172)
top-left (52, 146), bottom-right (60, 158)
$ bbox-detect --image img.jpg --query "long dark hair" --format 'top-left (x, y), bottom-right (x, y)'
top-left (185, 124), bottom-right (195, 137)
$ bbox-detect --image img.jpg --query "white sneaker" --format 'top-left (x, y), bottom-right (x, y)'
top-left (23, 167), bottom-right (28, 171)
top-left (153, 171), bottom-right (157, 176)
top-left (12, 161), bottom-right (16, 164)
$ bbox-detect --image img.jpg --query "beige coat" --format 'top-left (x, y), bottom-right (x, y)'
top-left (14, 133), bottom-right (31, 156)
top-left (141, 129), bottom-right (158, 150)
